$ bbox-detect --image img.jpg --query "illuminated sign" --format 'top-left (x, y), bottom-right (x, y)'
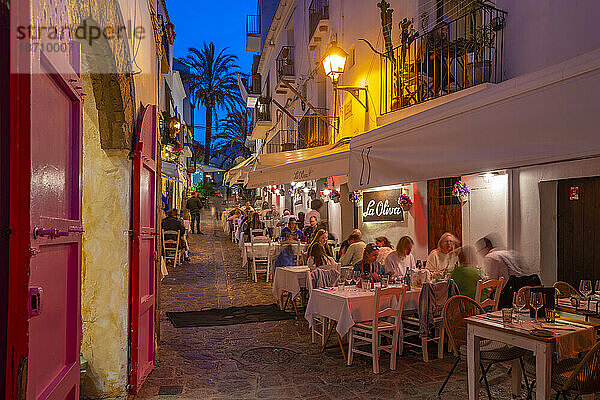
top-left (362, 189), bottom-right (405, 222)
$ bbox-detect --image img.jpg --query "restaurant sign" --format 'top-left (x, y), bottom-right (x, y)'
top-left (362, 189), bottom-right (405, 222)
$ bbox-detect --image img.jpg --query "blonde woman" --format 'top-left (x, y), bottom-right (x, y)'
top-left (426, 232), bottom-right (459, 276)
top-left (384, 236), bottom-right (416, 277)
top-left (375, 236), bottom-right (394, 264)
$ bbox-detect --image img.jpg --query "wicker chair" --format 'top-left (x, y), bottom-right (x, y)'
top-left (439, 295), bottom-right (530, 400)
top-left (553, 281), bottom-right (582, 299)
top-left (523, 340), bottom-right (600, 399)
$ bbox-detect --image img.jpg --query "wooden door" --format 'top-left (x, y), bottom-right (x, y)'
top-left (27, 49), bottom-right (84, 400)
top-left (427, 178), bottom-right (462, 252)
top-left (129, 105), bottom-right (157, 393)
top-left (557, 177), bottom-right (600, 287)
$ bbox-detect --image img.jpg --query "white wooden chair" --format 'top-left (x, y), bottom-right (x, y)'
top-left (289, 241), bottom-right (303, 265)
top-left (347, 286), bottom-right (408, 373)
top-left (249, 241), bottom-right (271, 283)
top-left (306, 270), bottom-right (328, 346)
top-left (250, 229), bottom-right (268, 242)
top-left (475, 277), bottom-right (504, 312)
top-left (161, 230), bottom-right (181, 267)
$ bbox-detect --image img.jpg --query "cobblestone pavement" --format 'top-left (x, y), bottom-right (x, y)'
top-left (136, 209), bottom-right (529, 399)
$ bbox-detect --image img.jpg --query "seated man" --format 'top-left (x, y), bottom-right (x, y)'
top-left (279, 218), bottom-right (305, 242)
top-left (162, 209), bottom-right (190, 262)
top-left (339, 232), bottom-right (366, 267)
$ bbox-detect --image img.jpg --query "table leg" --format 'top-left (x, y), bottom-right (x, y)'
top-left (336, 332), bottom-right (347, 362)
top-left (467, 325), bottom-right (481, 400)
top-left (511, 358), bottom-right (522, 397)
top-left (321, 321), bottom-right (336, 353)
top-left (535, 342), bottom-right (552, 400)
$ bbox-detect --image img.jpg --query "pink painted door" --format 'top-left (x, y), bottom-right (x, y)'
top-left (130, 105), bottom-right (157, 392)
top-left (27, 49), bottom-right (84, 400)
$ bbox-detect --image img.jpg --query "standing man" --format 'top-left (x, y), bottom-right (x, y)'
top-left (476, 236), bottom-right (525, 287)
top-left (186, 192), bottom-right (204, 235)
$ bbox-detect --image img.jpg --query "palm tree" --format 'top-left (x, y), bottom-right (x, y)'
top-left (212, 105), bottom-right (252, 168)
top-left (182, 43), bottom-right (242, 164)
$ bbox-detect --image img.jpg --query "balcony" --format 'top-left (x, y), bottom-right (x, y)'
top-left (250, 99), bottom-right (273, 140)
top-left (275, 46), bottom-right (295, 94)
top-left (186, 155), bottom-right (196, 174)
top-left (246, 14), bottom-right (261, 52)
top-left (380, 5), bottom-right (506, 115)
top-left (266, 130), bottom-right (298, 154)
top-left (297, 109), bottom-right (329, 149)
top-left (239, 73), bottom-right (262, 107)
top-left (308, 0), bottom-right (329, 51)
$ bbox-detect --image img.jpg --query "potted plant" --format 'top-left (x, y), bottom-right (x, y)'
top-left (397, 193), bottom-right (413, 211)
top-left (466, 23), bottom-right (496, 85)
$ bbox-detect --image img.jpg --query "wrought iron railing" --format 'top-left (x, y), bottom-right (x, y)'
top-left (298, 108), bottom-right (329, 149)
top-left (380, 5), bottom-right (506, 114)
top-left (276, 46), bottom-right (295, 83)
top-left (266, 130), bottom-right (297, 154)
top-left (255, 99), bottom-right (271, 122)
top-left (309, 0), bottom-right (329, 42)
top-left (241, 73), bottom-right (261, 95)
top-left (246, 14), bottom-right (260, 36)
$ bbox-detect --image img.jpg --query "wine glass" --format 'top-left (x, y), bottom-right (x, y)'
top-left (595, 280), bottom-right (600, 297)
top-left (513, 292), bottom-right (526, 323)
top-left (531, 292), bottom-right (543, 324)
top-left (580, 280), bottom-right (593, 308)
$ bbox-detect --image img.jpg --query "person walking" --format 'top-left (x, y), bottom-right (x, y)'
top-left (186, 192), bottom-right (204, 234)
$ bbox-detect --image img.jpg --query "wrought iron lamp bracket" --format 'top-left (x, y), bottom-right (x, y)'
top-left (335, 85), bottom-right (369, 112)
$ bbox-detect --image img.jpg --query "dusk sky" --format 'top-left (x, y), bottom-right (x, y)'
top-left (168, 0), bottom-right (256, 144)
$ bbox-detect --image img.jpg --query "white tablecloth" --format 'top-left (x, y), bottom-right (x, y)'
top-left (305, 286), bottom-right (421, 337)
top-left (272, 266), bottom-right (310, 304)
top-left (243, 242), bottom-right (305, 267)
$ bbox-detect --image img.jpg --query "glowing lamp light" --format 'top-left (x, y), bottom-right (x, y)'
top-left (322, 41), bottom-right (348, 84)
top-left (322, 188), bottom-right (332, 196)
top-left (303, 187), bottom-right (310, 193)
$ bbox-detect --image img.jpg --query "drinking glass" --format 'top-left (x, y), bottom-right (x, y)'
top-left (580, 280), bottom-right (593, 308)
top-left (512, 292), bottom-right (526, 323)
top-left (531, 292), bottom-right (543, 324)
top-left (595, 280), bottom-right (600, 297)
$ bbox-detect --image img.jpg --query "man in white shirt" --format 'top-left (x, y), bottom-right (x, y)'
top-left (339, 232), bottom-right (366, 267)
top-left (477, 236), bottom-right (526, 287)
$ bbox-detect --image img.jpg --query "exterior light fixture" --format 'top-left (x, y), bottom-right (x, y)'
top-left (322, 41), bottom-right (348, 84)
top-left (322, 41), bottom-right (369, 112)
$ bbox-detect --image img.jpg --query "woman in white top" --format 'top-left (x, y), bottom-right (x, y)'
top-left (384, 236), bottom-right (416, 277)
top-left (426, 232), bottom-right (459, 276)
top-left (375, 236), bottom-right (394, 264)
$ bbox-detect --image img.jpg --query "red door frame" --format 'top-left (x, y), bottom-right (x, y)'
top-left (6, 0), bottom-right (31, 398)
top-left (129, 105), bottom-right (157, 393)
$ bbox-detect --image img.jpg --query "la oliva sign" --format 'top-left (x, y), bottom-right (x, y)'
top-left (362, 188), bottom-right (405, 222)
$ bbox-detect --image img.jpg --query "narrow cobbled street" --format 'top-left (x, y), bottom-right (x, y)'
top-left (136, 209), bottom-right (522, 400)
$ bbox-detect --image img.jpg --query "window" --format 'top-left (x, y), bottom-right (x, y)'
top-left (438, 177), bottom-right (460, 206)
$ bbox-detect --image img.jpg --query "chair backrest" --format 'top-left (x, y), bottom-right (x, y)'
top-left (563, 340), bottom-right (600, 394)
top-left (162, 230), bottom-right (180, 249)
top-left (442, 295), bottom-right (485, 356)
top-left (308, 268), bottom-right (340, 291)
top-left (553, 281), bottom-right (582, 299)
top-left (475, 277), bottom-right (504, 311)
top-left (372, 286), bottom-right (408, 331)
top-left (250, 228), bottom-right (266, 237)
top-left (249, 241), bottom-right (271, 260)
top-left (422, 279), bottom-right (457, 317)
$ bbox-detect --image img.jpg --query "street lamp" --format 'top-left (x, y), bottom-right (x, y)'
top-left (322, 41), bottom-right (368, 111)
top-left (322, 41), bottom-right (348, 85)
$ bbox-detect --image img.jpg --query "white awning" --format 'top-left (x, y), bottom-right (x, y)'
top-left (349, 49), bottom-right (600, 190)
top-left (196, 164), bottom-right (224, 173)
top-left (246, 139), bottom-right (350, 188)
top-left (224, 156), bottom-right (256, 185)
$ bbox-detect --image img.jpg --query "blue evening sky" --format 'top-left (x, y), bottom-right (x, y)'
top-left (168, 0), bottom-right (256, 144)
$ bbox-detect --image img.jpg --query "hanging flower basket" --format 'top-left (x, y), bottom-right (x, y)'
top-left (397, 193), bottom-right (413, 211)
top-left (452, 181), bottom-right (470, 202)
top-left (349, 191), bottom-right (362, 203)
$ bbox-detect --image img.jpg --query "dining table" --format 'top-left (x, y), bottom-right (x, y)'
top-left (305, 285), bottom-right (422, 360)
top-left (556, 297), bottom-right (600, 323)
top-left (466, 310), bottom-right (597, 400)
top-left (242, 241), bottom-right (306, 267)
top-left (272, 266), bottom-right (310, 315)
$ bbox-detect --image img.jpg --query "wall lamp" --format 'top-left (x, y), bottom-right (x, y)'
top-left (322, 41), bottom-right (368, 112)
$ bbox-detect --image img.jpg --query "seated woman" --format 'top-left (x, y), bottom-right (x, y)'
top-left (305, 229), bottom-right (333, 261)
top-left (384, 236), bottom-right (416, 277)
top-left (353, 243), bottom-right (386, 281)
top-left (279, 218), bottom-right (305, 242)
top-left (450, 245), bottom-right (482, 299)
top-left (375, 236), bottom-right (394, 264)
top-left (426, 232), bottom-right (459, 277)
top-left (245, 212), bottom-right (265, 237)
top-left (306, 242), bottom-right (337, 269)
top-left (302, 215), bottom-right (319, 242)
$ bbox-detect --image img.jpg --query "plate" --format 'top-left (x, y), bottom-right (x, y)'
top-left (529, 328), bottom-right (554, 338)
